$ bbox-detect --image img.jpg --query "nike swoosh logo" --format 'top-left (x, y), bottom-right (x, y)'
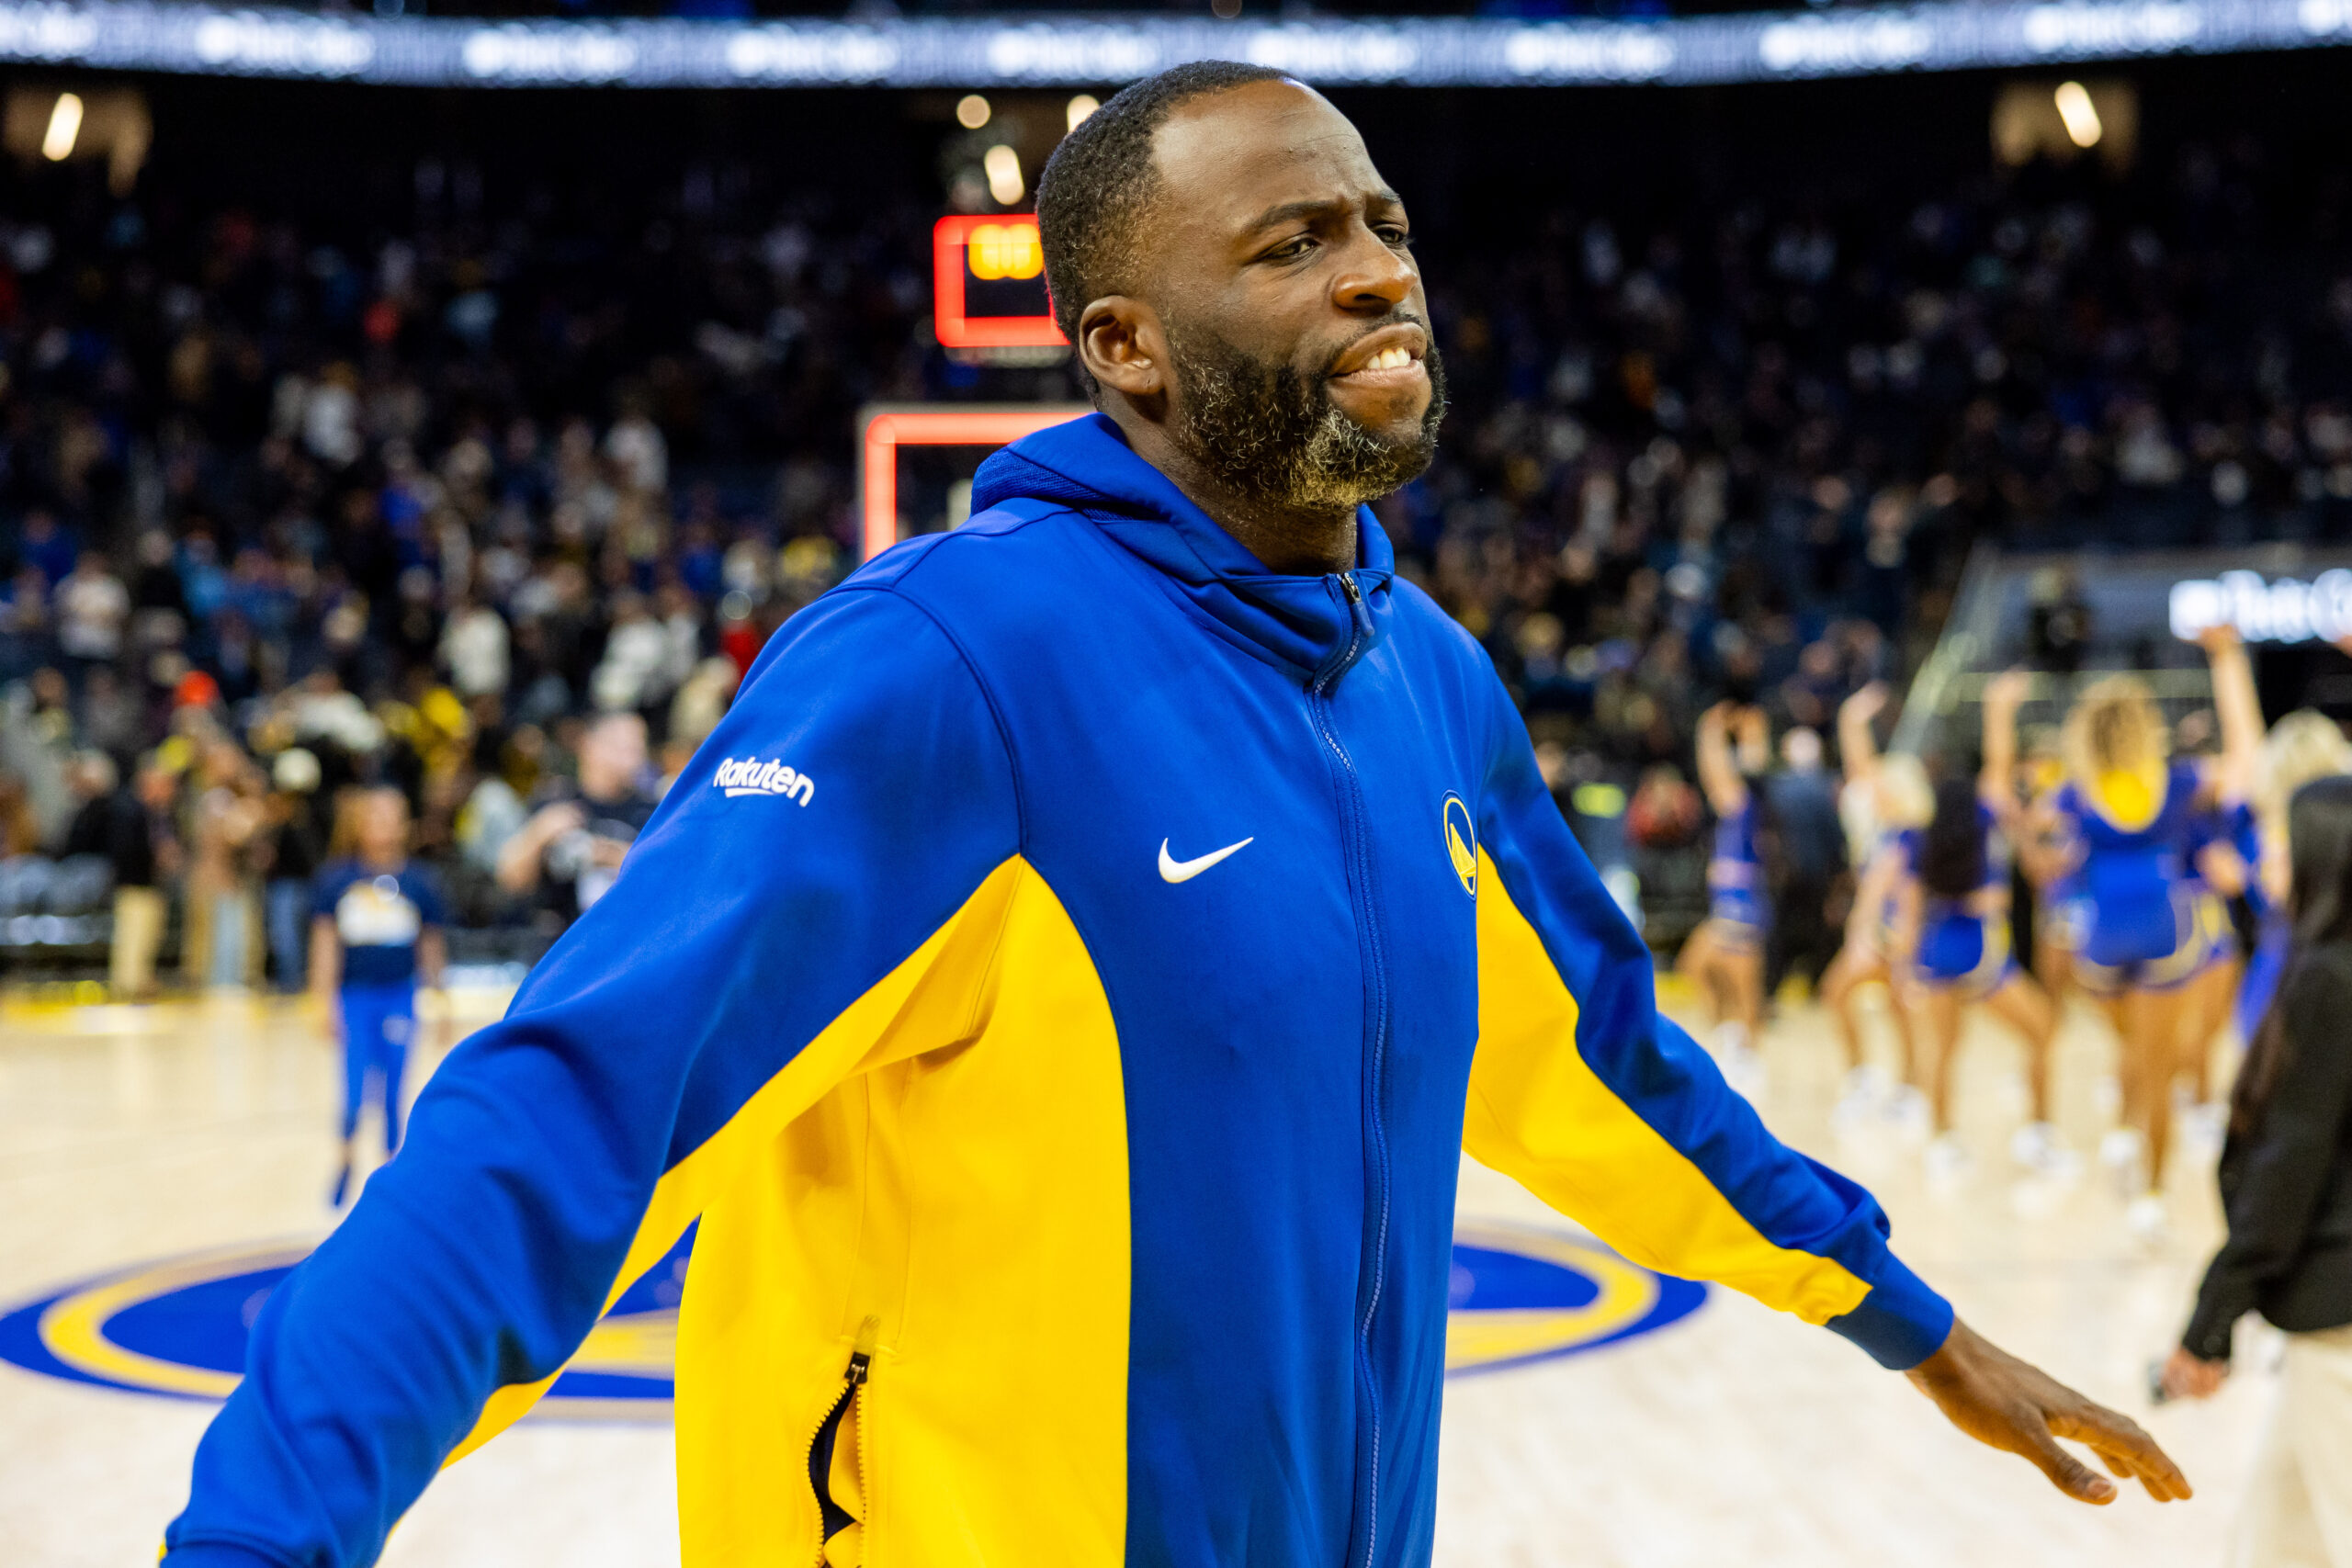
top-left (1159, 837), bottom-right (1254, 884)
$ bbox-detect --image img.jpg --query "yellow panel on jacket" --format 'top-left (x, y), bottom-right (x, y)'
top-left (674, 856), bottom-right (1130, 1566)
top-left (1463, 850), bottom-right (1871, 1327)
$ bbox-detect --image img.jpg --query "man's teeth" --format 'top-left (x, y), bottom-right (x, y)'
top-left (1360, 346), bottom-right (1417, 371)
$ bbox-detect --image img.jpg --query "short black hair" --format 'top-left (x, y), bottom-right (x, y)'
top-left (1035, 61), bottom-right (1295, 348)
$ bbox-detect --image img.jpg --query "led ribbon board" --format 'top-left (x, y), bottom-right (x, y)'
top-left (857, 403), bottom-right (1091, 560)
top-left (0, 0), bottom-right (2343, 87)
top-left (933, 215), bottom-right (1063, 352)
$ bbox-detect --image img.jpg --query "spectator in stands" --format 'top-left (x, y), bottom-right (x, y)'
top-left (262, 749), bottom-right (329, 993)
top-left (107, 759), bottom-right (181, 1000)
top-left (4, 667), bottom-right (76, 846)
top-left (78, 667), bottom-right (143, 763)
top-left (438, 590), bottom-right (510, 703)
top-left (183, 739), bottom-right (266, 989)
top-left (0, 770), bottom-right (39, 857)
top-left (53, 550), bottom-right (129, 683)
top-left (494, 711), bottom-right (656, 933)
top-left (668, 657), bottom-right (742, 753)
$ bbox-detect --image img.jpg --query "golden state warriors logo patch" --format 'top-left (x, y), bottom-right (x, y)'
top-left (0, 1223), bottom-right (1702, 1405)
top-left (1443, 793), bottom-right (1477, 897)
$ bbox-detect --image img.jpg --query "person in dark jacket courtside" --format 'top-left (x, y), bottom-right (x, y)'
top-left (2167, 773), bottom-right (2352, 1563)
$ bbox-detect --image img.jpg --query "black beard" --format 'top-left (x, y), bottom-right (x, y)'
top-left (1166, 321), bottom-right (1448, 514)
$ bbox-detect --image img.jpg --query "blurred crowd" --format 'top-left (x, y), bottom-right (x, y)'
top-left (2, 125), bottom-right (2349, 981)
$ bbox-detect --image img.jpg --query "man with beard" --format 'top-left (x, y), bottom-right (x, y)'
top-left (162, 65), bottom-right (2186, 1568)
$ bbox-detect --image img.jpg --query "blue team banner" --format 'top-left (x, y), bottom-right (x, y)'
top-left (0, 0), bottom-right (2341, 86)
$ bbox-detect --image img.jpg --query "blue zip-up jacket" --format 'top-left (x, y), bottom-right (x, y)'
top-left (164, 413), bottom-right (1951, 1568)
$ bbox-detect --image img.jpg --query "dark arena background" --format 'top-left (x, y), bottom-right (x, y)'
top-left (5, 3), bottom-right (2352, 1562)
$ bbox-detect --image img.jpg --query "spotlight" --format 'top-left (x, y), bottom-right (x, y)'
top-left (956, 94), bottom-right (990, 130)
top-left (2053, 82), bottom-right (2102, 149)
top-left (41, 93), bottom-right (80, 162)
top-left (1066, 94), bottom-right (1100, 133)
top-left (983, 144), bottom-right (1024, 206)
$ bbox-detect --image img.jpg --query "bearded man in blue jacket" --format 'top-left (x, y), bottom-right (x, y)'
top-left (164, 62), bottom-right (2188, 1568)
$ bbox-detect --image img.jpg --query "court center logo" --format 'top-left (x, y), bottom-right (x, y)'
top-left (0, 1222), bottom-right (1702, 1413)
top-left (1443, 793), bottom-right (1477, 897)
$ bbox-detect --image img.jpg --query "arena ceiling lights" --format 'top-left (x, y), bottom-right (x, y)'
top-left (0, 0), bottom-right (2344, 87)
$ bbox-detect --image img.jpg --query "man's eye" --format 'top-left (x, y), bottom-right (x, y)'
top-left (1377, 226), bottom-right (1413, 247)
top-left (1270, 236), bottom-right (1317, 261)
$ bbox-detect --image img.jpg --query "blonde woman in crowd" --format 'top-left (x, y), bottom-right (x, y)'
top-left (2041, 627), bottom-right (2261, 1238)
top-left (2227, 711), bottom-right (2352, 1062)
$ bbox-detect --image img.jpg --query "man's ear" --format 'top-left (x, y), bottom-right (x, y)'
top-left (1077, 298), bottom-right (1169, 410)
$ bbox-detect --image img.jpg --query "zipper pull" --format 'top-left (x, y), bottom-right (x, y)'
top-left (1338, 571), bottom-right (1374, 641)
top-left (844, 1314), bottom-right (880, 1386)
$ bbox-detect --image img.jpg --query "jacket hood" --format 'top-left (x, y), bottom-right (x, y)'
top-left (969, 412), bottom-right (1395, 681)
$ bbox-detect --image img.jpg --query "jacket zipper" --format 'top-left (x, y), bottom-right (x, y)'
top-left (802, 1314), bottom-right (879, 1567)
top-left (1312, 571), bottom-right (1393, 1568)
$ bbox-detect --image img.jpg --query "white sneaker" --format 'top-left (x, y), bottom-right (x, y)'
top-left (2099, 1127), bottom-right (2149, 1199)
top-left (2125, 1193), bottom-right (2170, 1244)
top-left (1831, 1088), bottom-right (1877, 1139)
top-left (1925, 1133), bottom-right (1973, 1191)
top-left (2009, 1121), bottom-right (2058, 1168)
top-left (1832, 1066), bottom-right (1885, 1134)
top-left (1845, 1062), bottom-right (1894, 1102)
top-left (1721, 1045), bottom-right (1766, 1100)
top-left (2182, 1101), bottom-right (2229, 1155)
top-left (2008, 1122), bottom-right (2082, 1189)
top-left (1883, 1086), bottom-right (1933, 1145)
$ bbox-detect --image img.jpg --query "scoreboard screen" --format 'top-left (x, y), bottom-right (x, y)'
top-left (933, 214), bottom-right (1065, 350)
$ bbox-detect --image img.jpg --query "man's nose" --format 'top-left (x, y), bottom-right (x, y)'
top-left (1330, 228), bottom-right (1417, 313)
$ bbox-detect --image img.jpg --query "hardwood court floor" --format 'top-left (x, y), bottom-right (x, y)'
top-left (0, 983), bottom-right (2273, 1567)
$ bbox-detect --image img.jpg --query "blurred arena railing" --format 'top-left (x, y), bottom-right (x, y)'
top-left (0, 0), bottom-right (2343, 88)
top-left (1890, 546), bottom-right (2352, 760)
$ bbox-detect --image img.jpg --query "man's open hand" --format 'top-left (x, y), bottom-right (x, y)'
top-left (1905, 1318), bottom-right (2192, 1505)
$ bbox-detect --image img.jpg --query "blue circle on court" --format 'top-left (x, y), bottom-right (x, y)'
top-left (0, 1221), bottom-right (1702, 1414)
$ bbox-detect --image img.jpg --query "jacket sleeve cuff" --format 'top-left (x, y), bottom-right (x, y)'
top-left (2182, 1288), bottom-right (2247, 1362)
top-left (1824, 1253), bottom-right (1954, 1371)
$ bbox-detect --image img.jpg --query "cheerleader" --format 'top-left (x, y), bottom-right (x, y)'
top-left (2174, 796), bottom-right (2251, 1121)
top-left (1677, 701), bottom-right (1771, 1085)
top-left (1820, 683), bottom-right (1928, 1118)
top-left (2041, 626), bottom-right (2262, 1237)
top-left (1895, 674), bottom-right (2061, 1184)
top-left (2013, 737), bottom-right (2086, 1002)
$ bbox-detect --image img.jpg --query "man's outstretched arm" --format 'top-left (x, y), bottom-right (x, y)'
top-left (1465, 689), bottom-right (2188, 1505)
top-left (164, 587), bottom-right (1023, 1566)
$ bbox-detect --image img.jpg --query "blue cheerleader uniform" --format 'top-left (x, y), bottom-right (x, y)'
top-left (1707, 799), bottom-right (1768, 953)
top-left (2053, 759), bottom-right (2216, 995)
top-left (1900, 806), bottom-right (2018, 999)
